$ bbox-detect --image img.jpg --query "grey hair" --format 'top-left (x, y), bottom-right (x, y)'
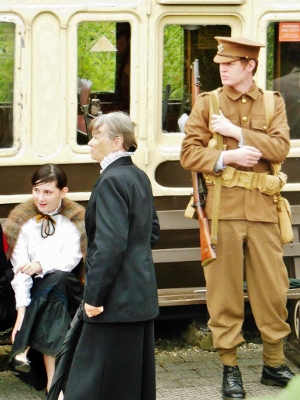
top-left (89, 111), bottom-right (137, 152)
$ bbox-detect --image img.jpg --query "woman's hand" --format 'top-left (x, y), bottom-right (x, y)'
top-left (16, 261), bottom-right (42, 276)
top-left (12, 306), bottom-right (26, 343)
top-left (84, 303), bottom-right (104, 318)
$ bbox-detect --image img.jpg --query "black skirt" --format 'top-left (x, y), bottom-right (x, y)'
top-left (64, 319), bottom-right (156, 400)
top-left (11, 270), bottom-right (83, 359)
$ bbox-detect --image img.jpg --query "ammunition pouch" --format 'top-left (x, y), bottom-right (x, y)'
top-left (274, 195), bottom-right (293, 244)
top-left (203, 166), bottom-right (287, 196)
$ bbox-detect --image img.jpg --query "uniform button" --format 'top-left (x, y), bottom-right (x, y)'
top-left (242, 98), bottom-right (247, 104)
top-left (263, 125), bottom-right (267, 130)
top-left (242, 116), bottom-right (248, 122)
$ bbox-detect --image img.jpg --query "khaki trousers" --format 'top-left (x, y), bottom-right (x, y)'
top-left (204, 220), bottom-right (291, 365)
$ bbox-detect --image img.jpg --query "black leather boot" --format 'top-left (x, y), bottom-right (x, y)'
top-left (222, 365), bottom-right (246, 399)
top-left (261, 364), bottom-right (294, 387)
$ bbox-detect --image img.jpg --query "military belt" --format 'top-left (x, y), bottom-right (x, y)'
top-left (203, 166), bottom-right (287, 196)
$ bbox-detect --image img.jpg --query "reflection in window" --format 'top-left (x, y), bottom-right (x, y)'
top-left (162, 24), bottom-right (230, 132)
top-left (77, 22), bottom-right (131, 145)
top-left (0, 22), bottom-right (14, 148)
top-left (267, 22), bottom-right (300, 140)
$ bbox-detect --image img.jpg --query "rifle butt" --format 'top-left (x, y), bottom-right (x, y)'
top-left (199, 213), bottom-right (217, 266)
top-left (202, 253), bottom-right (217, 267)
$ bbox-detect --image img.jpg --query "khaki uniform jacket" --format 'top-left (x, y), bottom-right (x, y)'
top-left (180, 82), bottom-right (290, 222)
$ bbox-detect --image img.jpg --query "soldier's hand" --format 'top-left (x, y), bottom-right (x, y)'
top-left (211, 111), bottom-right (242, 141)
top-left (223, 146), bottom-right (262, 167)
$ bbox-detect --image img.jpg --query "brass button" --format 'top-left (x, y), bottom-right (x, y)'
top-left (242, 98), bottom-right (247, 104)
top-left (263, 125), bottom-right (267, 130)
top-left (242, 116), bottom-right (248, 122)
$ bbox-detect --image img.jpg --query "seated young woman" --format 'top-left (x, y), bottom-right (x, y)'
top-left (3, 164), bottom-right (87, 399)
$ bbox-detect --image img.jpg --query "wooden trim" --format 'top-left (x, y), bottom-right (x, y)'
top-left (158, 287), bottom-right (300, 307)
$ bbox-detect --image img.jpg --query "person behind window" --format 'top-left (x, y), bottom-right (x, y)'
top-left (115, 24), bottom-right (131, 113)
top-left (63, 111), bottom-right (160, 400)
top-left (181, 37), bottom-right (294, 399)
top-left (273, 51), bottom-right (300, 139)
top-left (4, 164), bottom-right (87, 399)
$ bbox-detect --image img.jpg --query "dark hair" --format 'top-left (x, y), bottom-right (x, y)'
top-left (31, 164), bottom-right (67, 189)
top-left (240, 57), bottom-right (258, 76)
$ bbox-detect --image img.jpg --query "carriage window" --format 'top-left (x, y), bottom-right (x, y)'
top-left (162, 24), bottom-right (230, 132)
top-left (77, 21), bottom-right (131, 145)
top-left (0, 21), bottom-right (14, 148)
top-left (267, 22), bottom-right (300, 140)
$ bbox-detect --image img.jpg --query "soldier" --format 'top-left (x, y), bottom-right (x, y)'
top-left (180, 37), bottom-right (295, 399)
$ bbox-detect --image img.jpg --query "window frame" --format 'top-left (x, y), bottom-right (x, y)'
top-left (153, 14), bottom-right (243, 155)
top-left (68, 12), bottom-right (138, 153)
top-left (258, 12), bottom-right (300, 155)
top-left (0, 14), bottom-right (24, 156)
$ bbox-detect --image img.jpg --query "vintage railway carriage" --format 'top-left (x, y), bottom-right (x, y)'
top-left (0, 0), bottom-right (300, 359)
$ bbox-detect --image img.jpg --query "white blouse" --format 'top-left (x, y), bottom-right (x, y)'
top-left (11, 214), bottom-right (82, 308)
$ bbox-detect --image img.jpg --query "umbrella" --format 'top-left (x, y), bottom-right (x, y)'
top-left (47, 300), bottom-right (84, 400)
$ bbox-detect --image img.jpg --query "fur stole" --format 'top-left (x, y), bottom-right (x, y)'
top-left (3, 198), bottom-right (87, 278)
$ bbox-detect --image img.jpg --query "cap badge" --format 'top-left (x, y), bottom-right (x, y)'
top-left (217, 44), bottom-right (224, 53)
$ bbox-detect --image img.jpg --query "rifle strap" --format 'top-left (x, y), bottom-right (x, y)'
top-left (209, 90), bottom-right (223, 246)
top-left (263, 90), bottom-right (282, 176)
top-left (263, 90), bottom-right (274, 128)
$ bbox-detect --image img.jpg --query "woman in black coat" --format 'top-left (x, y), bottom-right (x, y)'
top-left (64, 111), bottom-right (160, 400)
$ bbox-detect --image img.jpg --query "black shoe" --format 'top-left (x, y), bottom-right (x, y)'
top-left (261, 364), bottom-right (294, 388)
top-left (222, 365), bottom-right (246, 399)
top-left (11, 357), bottom-right (31, 373)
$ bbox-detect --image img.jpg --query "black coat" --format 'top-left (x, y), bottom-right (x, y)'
top-left (0, 223), bottom-right (16, 326)
top-left (83, 156), bottom-right (160, 323)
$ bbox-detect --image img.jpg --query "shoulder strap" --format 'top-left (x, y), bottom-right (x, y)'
top-left (263, 90), bottom-right (275, 129)
top-left (263, 90), bottom-right (282, 175)
top-left (209, 89), bottom-right (220, 115)
top-left (208, 90), bottom-right (223, 151)
top-left (208, 90), bottom-right (223, 246)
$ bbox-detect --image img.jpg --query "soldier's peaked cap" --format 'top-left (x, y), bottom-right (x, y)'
top-left (213, 37), bottom-right (265, 64)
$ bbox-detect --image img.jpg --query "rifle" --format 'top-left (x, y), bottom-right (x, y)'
top-left (190, 59), bottom-right (217, 266)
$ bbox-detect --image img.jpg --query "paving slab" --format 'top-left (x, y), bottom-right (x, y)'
top-left (0, 343), bottom-right (299, 399)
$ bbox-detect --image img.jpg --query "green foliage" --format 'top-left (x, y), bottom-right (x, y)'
top-left (78, 22), bottom-right (116, 93)
top-left (0, 22), bottom-right (15, 103)
top-left (78, 22), bottom-right (185, 100)
top-left (266, 23), bottom-right (275, 90)
top-left (163, 25), bottom-right (184, 100)
top-left (250, 376), bottom-right (300, 400)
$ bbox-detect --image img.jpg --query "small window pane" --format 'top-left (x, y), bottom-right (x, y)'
top-left (162, 24), bottom-right (231, 132)
top-left (0, 22), bottom-right (14, 148)
top-left (77, 21), bottom-right (131, 145)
